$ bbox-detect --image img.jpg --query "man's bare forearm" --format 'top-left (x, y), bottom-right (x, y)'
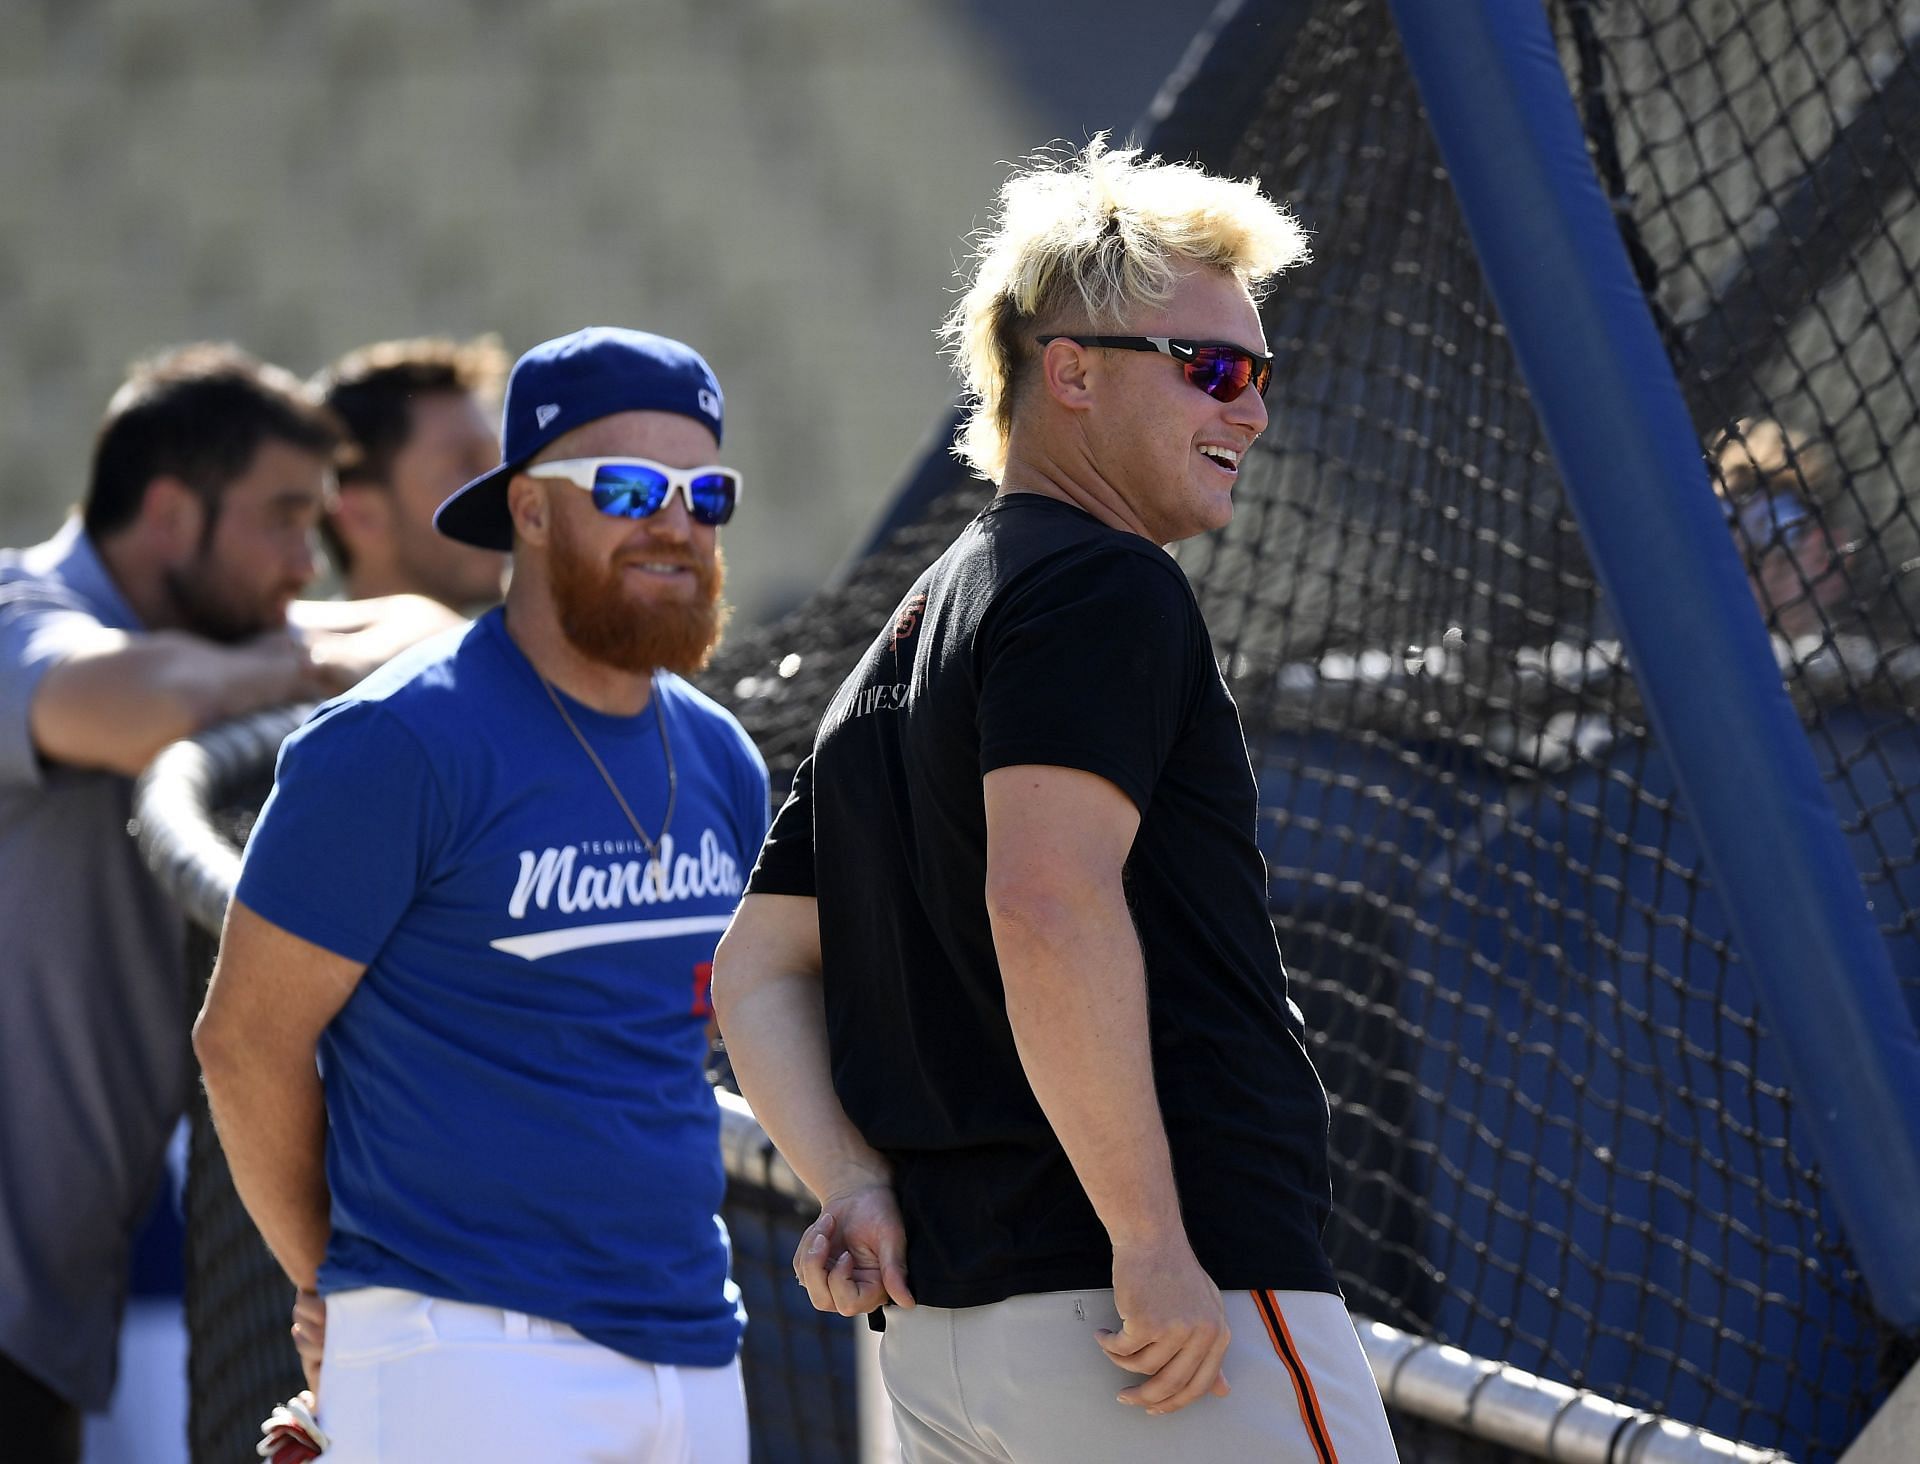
top-left (35, 597), bottom-right (467, 777)
top-left (291, 593), bottom-right (466, 676)
top-left (32, 630), bottom-right (317, 776)
top-left (712, 917), bottom-right (890, 1202)
top-left (195, 1028), bottom-right (332, 1291)
top-left (196, 904), bottom-right (366, 1294)
top-left (990, 882), bottom-right (1186, 1247)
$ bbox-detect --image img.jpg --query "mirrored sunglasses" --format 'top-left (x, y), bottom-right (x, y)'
top-left (526, 457), bottom-right (741, 526)
top-left (1035, 334), bottom-right (1274, 403)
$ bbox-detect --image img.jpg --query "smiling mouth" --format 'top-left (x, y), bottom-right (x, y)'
top-left (1198, 445), bottom-right (1242, 475)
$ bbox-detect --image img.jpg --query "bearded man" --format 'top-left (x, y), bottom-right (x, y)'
top-left (196, 328), bottom-right (767, 1464)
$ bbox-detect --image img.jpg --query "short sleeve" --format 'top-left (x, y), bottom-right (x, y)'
top-left (0, 583), bottom-right (110, 789)
top-left (976, 548), bottom-right (1204, 813)
top-left (234, 699), bottom-right (451, 964)
top-left (746, 753), bottom-right (816, 898)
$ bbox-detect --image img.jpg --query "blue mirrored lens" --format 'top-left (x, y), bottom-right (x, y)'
top-left (688, 472), bottom-right (737, 525)
top-left (591, 463), bottom-right (671, 518)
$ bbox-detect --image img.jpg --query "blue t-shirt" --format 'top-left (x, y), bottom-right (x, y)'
top-left (235, 607), bottom-right (769, 1367)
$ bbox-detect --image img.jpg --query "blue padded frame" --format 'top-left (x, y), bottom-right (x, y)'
top-left (1387, 0), bottom-right (1920, 1326)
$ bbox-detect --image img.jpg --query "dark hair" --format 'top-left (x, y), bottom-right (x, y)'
top-left (312, 336), bottom-right (508, 571)
top-left (83, 342), bottom-right (342, 542)
top-left (316, 335), bottom-right (508, 487)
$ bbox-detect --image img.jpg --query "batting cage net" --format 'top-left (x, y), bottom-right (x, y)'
top-left (135, 1), bottom-right (1920, 1461)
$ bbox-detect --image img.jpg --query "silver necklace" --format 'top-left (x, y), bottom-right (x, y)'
top-left (540, 674), bottom-right (678, 897)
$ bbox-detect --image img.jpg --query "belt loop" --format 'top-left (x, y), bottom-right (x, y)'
top-left (502, 1308), bottom-right (530, 1340)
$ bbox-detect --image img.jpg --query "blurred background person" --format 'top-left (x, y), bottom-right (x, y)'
top-left (314, 335), bottom-right (511, 610)
top-left (0, 343), bottom-right (461, 1464)
top-left (1712, 417), bottom-right (1861, 644)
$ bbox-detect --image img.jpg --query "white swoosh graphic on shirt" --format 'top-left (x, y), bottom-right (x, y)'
top-left (489, 914), bottom-right (733, 962)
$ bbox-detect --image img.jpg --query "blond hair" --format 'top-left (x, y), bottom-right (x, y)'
top-left (1710, 417), bottom-right (1834, 505)
top-left (939, 137), bottom-right (1309, 481)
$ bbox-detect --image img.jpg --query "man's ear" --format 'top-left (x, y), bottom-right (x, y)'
top-left (140, 476), bottom-right (206, 558)
top-left (1037, 337), bottom-right (1095, 412)
top-left (506, 474), bottom-right (549, 547)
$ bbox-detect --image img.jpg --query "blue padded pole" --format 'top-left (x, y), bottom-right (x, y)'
top-left (1388, 0), bottom-right (1920, 1326)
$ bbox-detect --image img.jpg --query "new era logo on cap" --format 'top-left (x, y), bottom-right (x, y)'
top-left (698, 388), bottom-right (720, 419)
top-left (535, 403), bottom-right (562, 429)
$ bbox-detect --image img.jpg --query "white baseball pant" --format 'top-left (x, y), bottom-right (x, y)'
top-left (314, 1285), bottom-right (748, 1463)
top-left (878, 1287), bottom-right (1400, 1462)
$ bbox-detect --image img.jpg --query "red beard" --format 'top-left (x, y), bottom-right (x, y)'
top-left (548, 511), bottom-right (730, 676)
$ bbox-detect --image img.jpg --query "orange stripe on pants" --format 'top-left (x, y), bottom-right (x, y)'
top-left (1255, 1289), bottom-right (1339, 1464)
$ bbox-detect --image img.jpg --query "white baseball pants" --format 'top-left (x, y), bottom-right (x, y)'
top-left (315, 1286), bottom-right (748, 1463)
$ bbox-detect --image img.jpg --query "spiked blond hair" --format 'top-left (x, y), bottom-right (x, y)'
top-left (939, 137), bottom-right (1309, 482)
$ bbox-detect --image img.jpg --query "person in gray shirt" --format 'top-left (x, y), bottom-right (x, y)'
top-left (0, 342), bottom-right (461, 1461)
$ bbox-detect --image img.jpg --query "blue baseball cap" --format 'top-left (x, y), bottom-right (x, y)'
top-left (435, 326), bottom-right (725, 550)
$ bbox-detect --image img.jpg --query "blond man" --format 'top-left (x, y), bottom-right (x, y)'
top-left (713, 141), bottom-right (1400, 1462)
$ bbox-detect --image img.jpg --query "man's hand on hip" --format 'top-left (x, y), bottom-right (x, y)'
top-left (1098, 1238), bottom-right (1232, 1416)
top-left (794, 1183), bottom-right (915, 1317)
top-left (290, 1288), bottom-right (325, 1395)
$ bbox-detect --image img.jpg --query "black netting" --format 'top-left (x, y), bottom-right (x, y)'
top-left (1584, 0), bottom-right (1920, 1002)
top-left (695, 1), bottom-right (1920, 1459)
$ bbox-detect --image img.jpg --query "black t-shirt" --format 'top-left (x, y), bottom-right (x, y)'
top-left (748, 494), bottom-right (1338, 1305)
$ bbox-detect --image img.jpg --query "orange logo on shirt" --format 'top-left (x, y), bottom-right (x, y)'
top-left (891, 593), bottom-right (928, 645)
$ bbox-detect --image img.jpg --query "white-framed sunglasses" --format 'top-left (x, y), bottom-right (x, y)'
top-left (524, 457), bottom-right (742, 526)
